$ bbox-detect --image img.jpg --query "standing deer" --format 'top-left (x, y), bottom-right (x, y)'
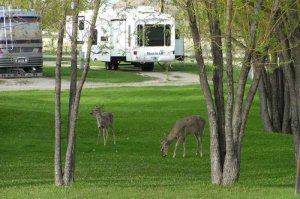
top-left (160, 115), bottom-right (205, 158)
top-left (90, 105), bottom-right (116, 146)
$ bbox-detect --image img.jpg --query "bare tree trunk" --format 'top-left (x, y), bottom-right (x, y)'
top-left (238, 56), bottom-right (266, 149)
top-left (258, 70), bottom-right (274, 132)
top-left (54, 6), bottom-right (67, 187)
top-left (61, 0), bottom-right (102, 186)
top-left (63, 0), bottom-right (80, 185)
top-left (286, 0), bottom-right (300, 127)
top-left (258, 54), bottom-right (290, 134)
top-left (222, 0), bottom-right (238, 185)
top-left (282, 67), bottom-right (291, 133)
top-left (206, 0), bottom-right (226, 168)
top-left (277, 68), bottom-right (285, 122)
top-left (276, 24), bottom-right (300, 158)
top-left (231, 0), bottom-right (279, 184)
top-left (187, 0), bottom-right (279, 186)
top-left (270, 56), bottom-right (281, 131)
top-left (186, 0), bottom-right (222, 185)
top-left (232, 0), bottom-right (262, 159)
top-left (279, 1), bottom-right (300, 194)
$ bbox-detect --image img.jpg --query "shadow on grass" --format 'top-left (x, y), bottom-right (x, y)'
top-left (261, 183), bottom-right (294, 188)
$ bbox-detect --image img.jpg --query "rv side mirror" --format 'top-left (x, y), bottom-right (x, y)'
top-left (79, 20), bottom-right (84, 30)
top-left (78, 16), bottom-right (85, 30)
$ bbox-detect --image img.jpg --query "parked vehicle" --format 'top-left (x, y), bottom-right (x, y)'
top-left (67, 5), bottom-right (184, 71)
top-left (0, 6), bottom-right (43, 77)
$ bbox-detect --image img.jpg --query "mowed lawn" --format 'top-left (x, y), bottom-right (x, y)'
top-left (0, 85), bottom-right (296, 198)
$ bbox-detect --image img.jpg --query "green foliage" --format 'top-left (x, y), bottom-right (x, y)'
top-left (0, 86), bottom-right (296, 198)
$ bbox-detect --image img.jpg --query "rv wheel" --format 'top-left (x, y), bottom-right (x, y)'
top-left (112, 61), bottom-right (119, 70)
top-left (141, 63), bottom-right (154, 71)
top-left (105, 62), bottom-right (112, 70)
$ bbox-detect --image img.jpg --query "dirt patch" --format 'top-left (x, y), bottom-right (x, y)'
top-left (0, 72), bottom-right (199, 92)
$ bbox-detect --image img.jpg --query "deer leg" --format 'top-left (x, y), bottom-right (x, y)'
top-left (198, 136), bottom-right (203, 157)
top-left (97, 127), bottom-right (101, 145)
top-left (103, 128), bottom-right (107, 146)
top-left (182, 140), bottom-right (186, 158)
top-left (195, 135), bottom-right (200, 156)
top-left (173, 138), bottom-right (181, 158)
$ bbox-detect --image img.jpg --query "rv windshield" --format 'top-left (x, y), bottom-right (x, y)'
top-left (137, 24), bottom-right (171, 47)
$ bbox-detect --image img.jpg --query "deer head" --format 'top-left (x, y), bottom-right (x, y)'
top-left (90, 105), bottom-right (104, 115)
top-left (160, 140), bottom-right (169, 157)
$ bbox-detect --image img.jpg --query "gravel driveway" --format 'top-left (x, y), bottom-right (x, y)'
top-left (0, 72), bottom-right (200, 92)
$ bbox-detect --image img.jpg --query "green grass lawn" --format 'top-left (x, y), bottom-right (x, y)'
top-left (0, 86), bottom-right (296, 198)
top-left (42, 66), bottom-right (152, 83)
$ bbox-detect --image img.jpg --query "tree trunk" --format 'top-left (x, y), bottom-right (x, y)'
top-left (239, 58), bottom-right (266, 151)
top-left (280, 1), bottom-right (300, 194)
top-left (62, 0), bottom-right (102, 186)
top-left (186, 0), bottom-right (222, 185)
top-left (54, 6), bottom-right (67, 187)
top-left (63, 0), bottom-right (80, 185)
top-left (187, 0), bottom-right (278, 186)
top-left (276, 22), bottom-right (300, 157)
top-left (286, 0), bottom-right (300, 126)
top-left (258, 57), bottom-right (288, 133)
top-left (270, 55), bottom-right (281, 131)
top-left (206, 0), bottom-right (226, 168)
top-left (222, 0), bottom-right (239, 185)
top-left (282, 68), bottom-right (291, 133)
top-left (258, 70), bottom-right (274, 132)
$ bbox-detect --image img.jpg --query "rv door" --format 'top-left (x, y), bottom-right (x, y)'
top-left (110, 19), bottom-right (126, 57)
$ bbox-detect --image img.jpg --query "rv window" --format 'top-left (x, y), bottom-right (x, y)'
top-left (137, 24), bottom-right (144, 47)
top-left (0, 16), bottom-right (40, 23)
top-left (92, 29), bottom-right (98, 45)
top-left (165, 24), bottom-right (171, 46)
top-left (78, 16), bottom-right (85, 30)
top-left (101, 36), bottom-right (108, 42)
top-left (144, 25), bottom-right (164, 46)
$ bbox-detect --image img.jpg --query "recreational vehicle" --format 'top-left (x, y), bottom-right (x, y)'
top-left (0, 6), bottom-right (43, 77)
top-left (67, 6), bottom-right (184, 71)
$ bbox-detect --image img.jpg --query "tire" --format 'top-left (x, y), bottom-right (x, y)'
top-left (133, 63), bottom-right (140, 67)
top-left (105, 62), bottom-right (111, 70)
top-left (112, 61), bottom-right (119, 70)
top-left (141, 63), bottom-right (154, 71)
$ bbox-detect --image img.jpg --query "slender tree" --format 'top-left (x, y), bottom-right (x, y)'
top-left (54, 0), bottom-right (102, 186)
top-left (54, 0), bottom-right (68, 186)
top-left (185, 0), bottom-right (279, 185)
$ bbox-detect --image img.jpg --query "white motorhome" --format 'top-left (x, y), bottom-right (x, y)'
top-left (67, 5), bottom-right (184, 71)
top-left (0, 6), bottom-right (43, 77)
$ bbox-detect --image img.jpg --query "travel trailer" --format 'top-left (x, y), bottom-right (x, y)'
top-left (67, 5), bottom-right (184, 71)
top-left (0, 6), bottom-right (43, 77)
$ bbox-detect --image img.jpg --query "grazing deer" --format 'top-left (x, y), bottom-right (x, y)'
top-left (90, 105), bottom-right (116, 146)
top-left (160, 115), bottom-right (205, 158)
